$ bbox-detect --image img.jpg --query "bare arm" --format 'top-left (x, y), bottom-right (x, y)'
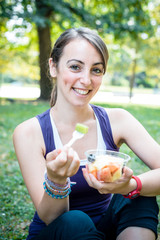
top-left (13, 117), bottom-right (80, 224)
top-left (109, 108), bottom-right (160, 196)
top-left (83, 108), bottom-right (160, 197)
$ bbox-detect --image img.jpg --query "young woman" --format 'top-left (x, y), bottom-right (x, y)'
top-left (13, 27), bottom-right (160, 240)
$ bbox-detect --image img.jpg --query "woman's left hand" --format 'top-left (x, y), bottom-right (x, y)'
top-left (82, 166), bottom-right (133, 195)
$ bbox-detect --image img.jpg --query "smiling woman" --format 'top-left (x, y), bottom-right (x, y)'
top-left (13, 27), bottom-right (160, 240)
top-left (49, 38), bottom-right (105, 108)
top-left (49, 27), bottom-right (109, 107)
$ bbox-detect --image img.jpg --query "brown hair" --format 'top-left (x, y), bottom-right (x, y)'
top-left (50, 27), bottom-right (109, 106)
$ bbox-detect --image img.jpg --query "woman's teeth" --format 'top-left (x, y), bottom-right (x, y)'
top-left (74, 88), bottom-right (89, 95)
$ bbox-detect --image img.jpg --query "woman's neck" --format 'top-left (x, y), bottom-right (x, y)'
top-left (50, 102), bottom-right (97, 156)
top-left (51, 101), bottom-right (94, 126)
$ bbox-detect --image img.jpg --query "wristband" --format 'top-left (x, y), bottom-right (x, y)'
top-left (123, 175), bottom-right (142, 199)
top-left (43, 181), bottom-right (71, 199)
top-left (44, 173), bottom-right (73, 199)
top-left (44, 172), bottom-right (70, 190)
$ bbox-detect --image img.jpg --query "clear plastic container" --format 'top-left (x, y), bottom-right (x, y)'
top-left (85, 149), bottom-right (130, 182)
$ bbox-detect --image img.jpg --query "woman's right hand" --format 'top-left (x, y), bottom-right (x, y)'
top-left (46, 146), bottom-right (80, 185)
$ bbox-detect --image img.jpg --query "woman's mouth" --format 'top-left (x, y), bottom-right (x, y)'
top-left (73, 88), bottom-right (90, 95)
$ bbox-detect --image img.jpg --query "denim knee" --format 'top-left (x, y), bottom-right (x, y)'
top-left (57, 210), bottom-right (105, 240)
top-left (31, 211), bottom-right (105, 240)
top-left (59, 210), bottom-right (95, 231)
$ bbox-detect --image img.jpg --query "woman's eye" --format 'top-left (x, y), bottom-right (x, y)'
top-left (70, 65), bottom-right (80, 71)
top-left (92, 68), bottom-right (103, 75)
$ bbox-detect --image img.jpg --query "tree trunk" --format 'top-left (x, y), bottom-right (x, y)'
top-left (129, 58), bottom-right (137, 99)
top-left (37, 25), bottom-right (53, 100)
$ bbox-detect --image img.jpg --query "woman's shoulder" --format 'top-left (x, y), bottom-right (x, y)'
top-left (13, 117), bottom-right (41, 143)
top-left (92, 104), bottom-right (130, 116)
top-left (92, 105), bottom-right (132, 125)
top-left (104, 107), bottom-right (131, 121)
top-left (13, 108), bottom-right (51, 138)
top-left (13, 116), bottom-right (46, 157)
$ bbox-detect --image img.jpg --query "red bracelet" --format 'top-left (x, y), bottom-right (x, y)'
top-left (123, 175), bottom-right (142, 199)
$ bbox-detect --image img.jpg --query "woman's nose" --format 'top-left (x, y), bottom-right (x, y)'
top-left (79, 70), bottom-right (91, 85)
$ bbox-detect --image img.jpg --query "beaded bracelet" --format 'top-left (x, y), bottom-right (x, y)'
top-left (44, 173), bottom-right (70, 190)
top-left (43, 181), bottom-right (71, 199)
top-left (45, 180), bottom-right (70, 194)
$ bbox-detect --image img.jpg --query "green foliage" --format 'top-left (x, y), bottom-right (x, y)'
top-left (83, 0), bottom-right (153, 39)
top-left (1, 0), bottom-right (155, 46)
top-left (0, 100), bottom-right (160, 238)
top-left (0, 0), bottom-right (159, 100)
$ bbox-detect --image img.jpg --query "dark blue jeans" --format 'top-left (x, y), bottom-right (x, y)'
top-left (31, 210), bottom-right (105, 240)
top-left (96, 194), bottom-right (159, 239)
top-left (30, 195), bottom-right (159, 240)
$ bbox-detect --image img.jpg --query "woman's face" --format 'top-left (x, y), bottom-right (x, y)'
top-left (50, 38), bottom-right (105, 107)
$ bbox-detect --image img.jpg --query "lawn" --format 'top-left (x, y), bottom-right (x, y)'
top-left (0, 99), bottom-right (160, 239)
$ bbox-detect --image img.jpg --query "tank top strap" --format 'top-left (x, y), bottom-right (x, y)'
top-left (36, 108), bottom-right (55, 158)
top-left (91, 104), bottom-right (119, 151)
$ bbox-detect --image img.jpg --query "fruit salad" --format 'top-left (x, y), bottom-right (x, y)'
top-left (86, 150), bottom-right (130, 183)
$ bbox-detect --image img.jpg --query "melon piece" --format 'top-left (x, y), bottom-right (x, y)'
top-left (88, 155), bottom-right (123, 182)
top-left (98, 167), bottom-right (112, 182)
top-left (89, 165), bottom-right (97, 178)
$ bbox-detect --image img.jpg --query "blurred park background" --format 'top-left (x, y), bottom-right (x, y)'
top-left (0, 0), bottom-right (160, 101)
top-left (0, 0), bottom-right (160, 239)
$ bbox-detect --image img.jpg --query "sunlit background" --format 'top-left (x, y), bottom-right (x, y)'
top-left (0, 1), bottom-right (160, 239)
top-left (0, 0), bottom-right (160, 104)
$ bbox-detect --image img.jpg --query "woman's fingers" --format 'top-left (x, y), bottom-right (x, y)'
top-left (46, 147), bottom-right (80, 181)
top-left (122, 166), bottom-right (133, 179)
top-left (46, 149), bottom-right (62, 162)
top-left (82, 168), bottom-right (115, 194)
top-left (82, 168), bottom-right (102, 189)
top-left (82, 166), bottom-right (134, 195)
top-left (47, 147), bottom-right (72, 168)
top-left (67, 150), bottom-right (80, 176)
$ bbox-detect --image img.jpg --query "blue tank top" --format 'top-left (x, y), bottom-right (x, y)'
top-left (27, 104), bottom-right (119, 240)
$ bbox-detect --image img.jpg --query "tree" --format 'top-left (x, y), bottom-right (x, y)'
top-left (0, 0), bottom-right (155, 100)
top-left (87, 0), bottom-right (154, 98)
top-left (0, 0), bottom-right (97, 100)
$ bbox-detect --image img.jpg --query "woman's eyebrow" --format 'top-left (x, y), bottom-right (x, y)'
top-left (67, 59), bottom-right (103, 66)
top-left (93, 62), bottom-right (104, 66)
top-left (67, 59), bottom-right (84, 64)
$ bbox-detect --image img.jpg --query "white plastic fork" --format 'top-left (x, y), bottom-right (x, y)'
top-left (66, 123), bottom-right (88, 147)
top-left (66, 130), bottom-right (86, 147)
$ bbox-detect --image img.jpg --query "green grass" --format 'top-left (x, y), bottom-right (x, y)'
top-left (0, 99), bottom-right (160, 239)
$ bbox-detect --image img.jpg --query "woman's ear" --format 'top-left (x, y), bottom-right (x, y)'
top-left (49, 58), bottom-right (57, 77)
